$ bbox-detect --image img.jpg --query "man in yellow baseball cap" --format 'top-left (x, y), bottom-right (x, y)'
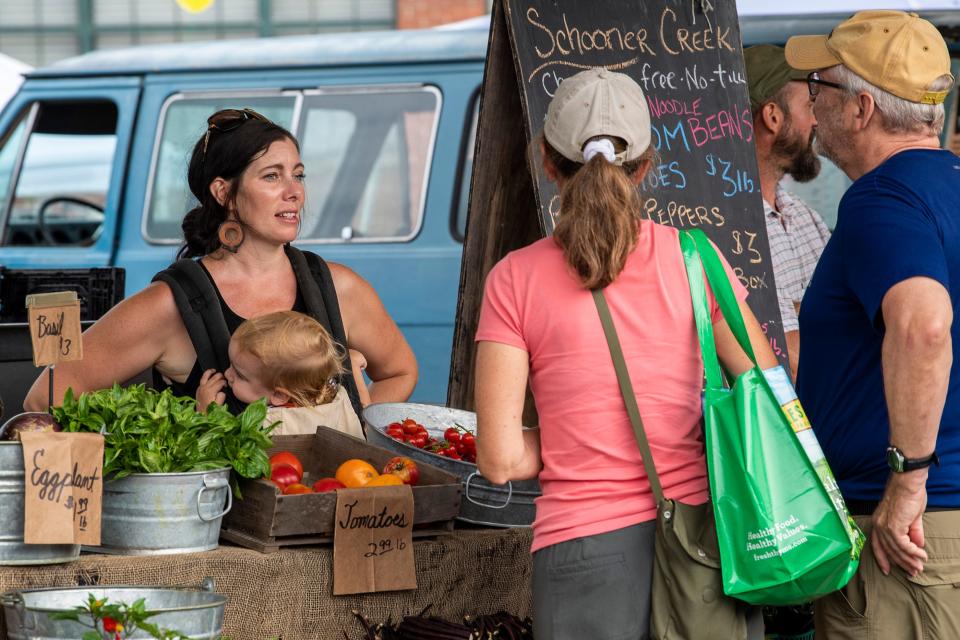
top-left (785, 11), bottom-right (960, 640)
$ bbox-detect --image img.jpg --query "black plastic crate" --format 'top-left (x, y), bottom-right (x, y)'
top-left (0, 267), bottom-right (125, 323)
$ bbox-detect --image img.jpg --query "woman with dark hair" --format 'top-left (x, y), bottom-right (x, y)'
top-left (24, 108), bottom-right (416, 413)
top-left (474, 69), bottom-right (776, 638)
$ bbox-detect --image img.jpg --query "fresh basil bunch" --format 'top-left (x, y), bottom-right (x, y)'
top-left (53, 384), bottom-right (275, 486)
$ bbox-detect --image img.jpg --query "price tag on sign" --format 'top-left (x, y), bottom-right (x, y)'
top-left (26, 291), bottom-right (83, 367)
top-left (20, 431), bottom-right (103, 546)
top-left (333, 484), bottom-right (417, 595)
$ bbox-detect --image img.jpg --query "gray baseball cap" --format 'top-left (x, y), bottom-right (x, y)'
top-left (544, 67), bottom-right (652, 166)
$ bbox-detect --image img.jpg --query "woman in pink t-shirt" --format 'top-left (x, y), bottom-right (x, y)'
top-left (474, 68), bottom-right (778, 640)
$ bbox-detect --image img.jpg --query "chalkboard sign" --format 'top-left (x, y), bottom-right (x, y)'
top-left (448, 0), bottom-right (787, 410)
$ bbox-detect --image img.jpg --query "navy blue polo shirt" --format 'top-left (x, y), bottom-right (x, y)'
top-left (797, 149), bottom-right (960, 507)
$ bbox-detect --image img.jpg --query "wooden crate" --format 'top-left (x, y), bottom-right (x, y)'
top-left (220, 425), bottom-right (462, 552)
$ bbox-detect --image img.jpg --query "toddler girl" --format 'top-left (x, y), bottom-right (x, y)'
top-left (197, 310), bottom-right (366, 438)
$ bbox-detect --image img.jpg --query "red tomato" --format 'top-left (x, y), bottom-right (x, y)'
top-left (413, 435), bottom-right (429, 449)
top-left (269, 451), bottom-right (304, 480)
top-left (282, 483), bottom-right (313, 495)
top-left (270, 463), bottom-right (301, 489)
top-left (446, 449), bottom-right (462, 460)
top-left (383, 456), bottom-right (421, 485)
top-left (403, 422), bottom-right (421, 435)
top-left (312, 477), bottom-right (346, 493)
top-left (444, 428), bottom-right (461, 444)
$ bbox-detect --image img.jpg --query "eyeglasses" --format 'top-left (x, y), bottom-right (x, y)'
top-left (202, 108), bottom-right (270, 157)
top-left (806, 72), bottom-right (849, 98)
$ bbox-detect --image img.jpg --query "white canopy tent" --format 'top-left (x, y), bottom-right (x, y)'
top-left (736, 0), bottom-right (960, 15)
top-left (0, 52), bottom-right (31, 114)
top-left (438, 1), bottom-right (960, 30)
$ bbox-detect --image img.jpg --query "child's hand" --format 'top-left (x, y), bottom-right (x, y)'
top-left (197, 369), bottom-right (227, 412)
top-left (348, 349), bottom-right (372, 407)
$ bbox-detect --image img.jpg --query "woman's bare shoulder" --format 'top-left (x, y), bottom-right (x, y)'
top-left (326, 260), bottom-right (381, 304)
top-left (120, 280), bottom-right (180, 322)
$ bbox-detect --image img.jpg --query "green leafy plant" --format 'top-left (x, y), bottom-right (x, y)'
top-left (52, 384), bottom-right (276, 492)
top-left (50, 593), bottom-right (189, 640)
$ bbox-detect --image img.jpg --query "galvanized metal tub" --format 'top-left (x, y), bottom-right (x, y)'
top-left (0, 442), bottom-right (80, 565)
top-left (2, 578), bottom-right (226, 640)
top-left (90, 469), bottom-right (232, 555)
top-left (364, 403), bottom-right (541, 527)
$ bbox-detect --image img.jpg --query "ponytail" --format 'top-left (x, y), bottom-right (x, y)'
top-left (545, 135), bottom-right (651, 289)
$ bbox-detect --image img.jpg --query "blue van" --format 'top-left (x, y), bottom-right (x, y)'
top-left (0, 27), bottom-right (488, 403)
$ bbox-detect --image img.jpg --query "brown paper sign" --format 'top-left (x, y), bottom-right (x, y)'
top-left (26, 291), bottom-right (83, 367)
top-left (333, 484), bottom-right (417, 595)
top-left (20, 432), bottom-right (103, 545)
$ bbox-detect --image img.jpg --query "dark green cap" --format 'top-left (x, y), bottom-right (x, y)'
top-left (744, 44), bottom-right (807, 109)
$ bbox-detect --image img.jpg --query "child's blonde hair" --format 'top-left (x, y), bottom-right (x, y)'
top-left (232, 310), bottom-right (345, 406)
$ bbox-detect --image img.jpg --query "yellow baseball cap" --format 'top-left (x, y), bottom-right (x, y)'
top-left (785, 10), bottom-right (953, 105)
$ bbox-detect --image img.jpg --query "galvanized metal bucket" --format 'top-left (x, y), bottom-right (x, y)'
top-left (90, 469), bottom-right (232, 555)
top-left (0, 442), bottom-right (80, 565)
top-left (364, 403), bottom-right (541, 527)
top-left (2, 577), bottom-right (226, 640)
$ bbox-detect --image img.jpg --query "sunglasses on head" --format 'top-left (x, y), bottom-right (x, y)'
top-left (202, 108), bottom-right (270, 157)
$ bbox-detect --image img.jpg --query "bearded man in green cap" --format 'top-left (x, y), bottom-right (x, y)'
top-left (745, 44), bottom-right (830, 382)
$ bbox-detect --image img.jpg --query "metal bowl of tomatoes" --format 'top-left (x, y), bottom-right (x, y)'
top-left (363, 403), bottom-right (540, 527)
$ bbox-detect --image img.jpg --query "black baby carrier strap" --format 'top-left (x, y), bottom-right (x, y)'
top-left (152, 258), bottom-right (243, 412)
top-left (285, 246), bottom-right (364, 420)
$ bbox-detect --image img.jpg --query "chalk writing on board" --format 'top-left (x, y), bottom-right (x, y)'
top-left (504, 0), bottom-right (789, 368)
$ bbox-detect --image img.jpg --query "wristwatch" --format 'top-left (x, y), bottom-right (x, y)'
top-left (886, 446), bottom-right (940, 473)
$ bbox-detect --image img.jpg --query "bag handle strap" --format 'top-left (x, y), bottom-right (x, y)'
top-left (592, 289), bottom-right (665, 503)
top-left (686, 229), bottom-right (757, 365)
top-left (679, 231), bottom-right (724, 391)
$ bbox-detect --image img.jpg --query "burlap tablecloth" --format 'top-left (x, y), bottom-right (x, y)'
top-left (0, 527), bottom-right (533, 640)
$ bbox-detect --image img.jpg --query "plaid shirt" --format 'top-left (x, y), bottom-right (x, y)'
top-left (764, 184), bottom-right (831, 332)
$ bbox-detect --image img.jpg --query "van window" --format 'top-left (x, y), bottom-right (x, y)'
top-left (454, 94), bottom-right (480, 241)
top-left (145, 96), bottom-right (297, 241)
top-left (146, 89), bottom-right (440, 244)
top-left (296, 87), bottom-right (440, 242)
top-left (1, 101), bottom-right (117, 246)
top-left (0, 111), bottom-right (28, 215)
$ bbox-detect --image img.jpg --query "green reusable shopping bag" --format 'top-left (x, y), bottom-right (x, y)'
top-left (680, 229), bottom-right (865, 606)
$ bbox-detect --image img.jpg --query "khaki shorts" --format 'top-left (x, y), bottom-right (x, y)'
top-left (815, 511), bottom-right (960, 640)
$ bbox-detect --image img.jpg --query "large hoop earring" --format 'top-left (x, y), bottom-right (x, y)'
top-left (218, 220), bottom-right (244, 253)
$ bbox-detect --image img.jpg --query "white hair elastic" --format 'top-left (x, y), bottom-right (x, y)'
top-left (582, 138), bottom-right (617, 164)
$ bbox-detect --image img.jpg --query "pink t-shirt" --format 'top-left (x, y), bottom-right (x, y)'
top-left (476, 221), bottom-right (748, 552)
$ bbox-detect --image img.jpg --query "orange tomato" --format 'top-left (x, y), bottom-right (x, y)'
top-left (269, 451), bottom-right (303, 480)
top-left (335, 459), bottom-right (379, 488)
top-left (282, 483), bottom-right (313, 495)
top-left (365, 473), bottom-right (404, 487)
